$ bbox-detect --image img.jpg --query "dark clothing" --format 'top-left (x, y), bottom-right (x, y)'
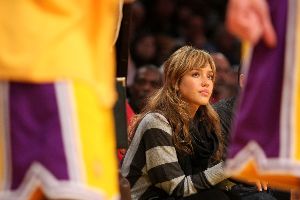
top-left (213, 97), bottom-right (236, 152)
top-left (190, 116), bottom-right (219, 172)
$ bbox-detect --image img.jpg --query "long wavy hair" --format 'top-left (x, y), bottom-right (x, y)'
top-left (129, 46), bottom-right (223, 161)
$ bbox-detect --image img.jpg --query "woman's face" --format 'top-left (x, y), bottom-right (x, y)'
top-left (178, 65), bottom-right (214, 109)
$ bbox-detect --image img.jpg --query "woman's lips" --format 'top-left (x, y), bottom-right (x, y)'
top-left (199, 89), bottom-right (210, 96)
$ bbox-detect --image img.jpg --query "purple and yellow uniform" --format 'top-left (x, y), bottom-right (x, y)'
top-left (0, 0), bottom-right (121, 199)
top-left (226, 0), bottom-right (300, 190)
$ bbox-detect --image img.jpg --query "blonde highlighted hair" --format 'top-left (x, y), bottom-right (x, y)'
top-left (129, 46), bottom-right (223, 160)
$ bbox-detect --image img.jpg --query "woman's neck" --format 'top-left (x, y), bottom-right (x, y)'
top-left (188, 104), bottom-right (199, 118)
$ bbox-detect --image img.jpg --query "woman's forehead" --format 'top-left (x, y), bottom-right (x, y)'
top-left (191, 64), bottom-right (213, 71)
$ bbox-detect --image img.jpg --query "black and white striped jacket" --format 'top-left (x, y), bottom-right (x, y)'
top-left (121, 112), bottom-right (228, 200)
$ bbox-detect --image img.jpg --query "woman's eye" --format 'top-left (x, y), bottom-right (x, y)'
top-left (207, 74), bottom-right (214, 80)
top-left (192, 73), bottom-right (200, 77)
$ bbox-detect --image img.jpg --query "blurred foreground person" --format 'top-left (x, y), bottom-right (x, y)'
top-left (128, 65), bottom-right (163, 113)
top-left (225, 0), bottom-right (300, 192)
top-left (210, 52), bottom-right (238, 103)
top-left (0, 1), bottom-right (121, 199)
top-left (213, 69), bottom-right (281, 200)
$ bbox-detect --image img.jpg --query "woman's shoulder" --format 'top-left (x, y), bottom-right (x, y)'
top-left (138, 112), bottom-right (172, 134)
top-left (143, 112), bottom-right (168, 122)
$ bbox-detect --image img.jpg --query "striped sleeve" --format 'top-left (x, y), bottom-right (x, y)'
top-left (142, 122), bottom-right (228, 197)
top-left (203, 162), bottom-right (229, 185)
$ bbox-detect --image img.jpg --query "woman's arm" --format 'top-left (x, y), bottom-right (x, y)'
top-left (143, 125), bottom-right (229, 197)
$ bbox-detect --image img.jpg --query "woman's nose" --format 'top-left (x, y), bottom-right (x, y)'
top-left (201, 79), bottom-right (209, 87)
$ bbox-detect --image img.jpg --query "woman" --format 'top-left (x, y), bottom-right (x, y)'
top-left (121, 46), bottom-right (231, 200)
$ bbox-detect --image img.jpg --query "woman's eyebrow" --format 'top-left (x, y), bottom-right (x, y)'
top-left (200, 68), bottom-right (213, 72)
top-left (191, 67), bottom-right (200, 70)
top-left (192, 66), bottom-right (213, 72)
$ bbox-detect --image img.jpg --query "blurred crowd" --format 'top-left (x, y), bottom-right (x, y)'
top-left (127, 0), bottom-right (241, 113)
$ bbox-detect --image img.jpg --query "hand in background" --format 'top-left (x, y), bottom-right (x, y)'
top-left (226, 0), bottom-right (277, 48)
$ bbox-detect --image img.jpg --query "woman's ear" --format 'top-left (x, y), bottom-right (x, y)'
top-left (174, 79), bottom-right (181, 92)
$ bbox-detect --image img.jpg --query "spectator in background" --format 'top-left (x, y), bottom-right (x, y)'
top-left (155, 34), bottom-right (180, 66)
top-left (211, 52), bottom-right (238, 103)
top-left (117, 102), bottom-right (136, 161)
top-left (128, 65), bottom-right (163, 113)
top-left (144, 0), bottom-right (178, 37)
top-left (175, 4), bottom-right (194, 37)
top-left (213, 25), bottom-right (241, 66)
top-left (185, 15), bottom-right (217, 52)
top-left (129, 1), bottom-right (146, 41)
top-left (130, 32), bottom-right (158, 68)
top-left (129, 0), bottom-right (242, 71)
